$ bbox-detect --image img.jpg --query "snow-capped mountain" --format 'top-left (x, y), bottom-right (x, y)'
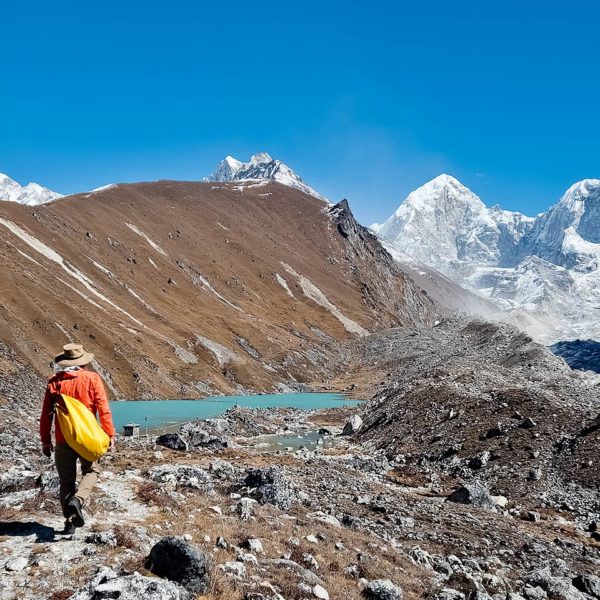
top-left (0, 173), bottom-right (62, 206)
top-left (205, 152), bottom-right (327, 201)
top-left (372, 175), bottom-right (600, 344)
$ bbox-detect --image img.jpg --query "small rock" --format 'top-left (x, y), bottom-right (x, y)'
top-left (313, 584), bottom-right (330, 599)
top-left (85, 531), bottom-right (117, 547)
top-left (5, 557), bottom-right (28, 572)
top-left (238, 497), bottom-right (257, 520)
top-left (244, 467), bottom-right (293, 510)
top-left (520, 417), bottom-right (537, 429)
top-left (70, 569), bottom-right (188, 599)
top-left (217, 536), bottom-right (228, 549)
top-left (528, 467), bottom-right (543, 481)
top-left (210, 459), bottom-right (235, 479)
top-left (220, 561), bottom-right (246, 577)
top-left (306, 511), bottom-right (342, 527)
top-left (491, 495), bottom-right (509, 508)
top-left (436, 589), bottom-right (466, 600)
top-left (155, 433), bottom-right (188, 452)
top-left (305, 534), bottom-right (319, 544)
top-left (342, 414), bottom-right (363, 435)
top-left (246, 539), bottom-right (264, 554)
top-left (469, 451), bottom-right (491, 469)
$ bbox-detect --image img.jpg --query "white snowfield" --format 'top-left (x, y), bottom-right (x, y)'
top-left (205, 152), bottom-right (328, 202)
top-left (372, 175), bottom-right (600, 343)
top-left (281, 262), bottom-right (368, 336)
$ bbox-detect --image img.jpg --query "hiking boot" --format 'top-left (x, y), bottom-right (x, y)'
top-left (62, 519), bottom-right (76, 535)
top-left (67, 496), bottom-right (85, 528)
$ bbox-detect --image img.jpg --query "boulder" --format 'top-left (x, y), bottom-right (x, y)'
top-left (446, 482), bottom-right (497, 510)
top-left (363, 579), bottom-right (404, 600)
top-left (244, 466), bottom-right (293, 510)
top-left (342, 414), bottom-right (363, 435)
top-left (156, 433), bottom-right (188, 452)
top-left (572, 575), bottom-right (600, 599)
top-left (147, 465), bottom-right (213, 493)
top-left (147, 537), bottom-right (211, 595)
top-left (71, 567), bottom-right (189, 600)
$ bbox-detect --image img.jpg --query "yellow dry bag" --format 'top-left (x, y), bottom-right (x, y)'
top-left (55, 393), bottom-right (110, 462)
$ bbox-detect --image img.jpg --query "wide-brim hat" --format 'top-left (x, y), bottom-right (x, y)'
top-left (54, 343), bottom-right (94, 367)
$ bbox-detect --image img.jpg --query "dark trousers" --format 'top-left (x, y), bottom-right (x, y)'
top-left (54, 443), bottom-right (99, 518)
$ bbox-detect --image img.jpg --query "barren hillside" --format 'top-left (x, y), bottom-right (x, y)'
top-left (0, 181), bottom-right (437, 398)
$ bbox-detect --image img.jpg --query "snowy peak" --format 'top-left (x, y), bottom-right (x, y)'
top-left (205, 152), bottom-right (327, 202)
top-left (372, 174), bottom-right (532, 270)
top-left (371, 173), bottom-right (600, 344)
top-left (0, 173), bottom-right (62, 206)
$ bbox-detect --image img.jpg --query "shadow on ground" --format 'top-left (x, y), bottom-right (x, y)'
top-left (0, 521), bottom-right (56, 542)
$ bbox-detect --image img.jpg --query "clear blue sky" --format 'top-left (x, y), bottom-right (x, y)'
top-left (1, 1), bottom-right (598, 224)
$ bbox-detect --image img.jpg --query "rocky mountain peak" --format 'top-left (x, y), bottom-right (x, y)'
top-left (205, 152), bottom-right (328, 201)
top-left (0, 172), bottom-right (62, 206)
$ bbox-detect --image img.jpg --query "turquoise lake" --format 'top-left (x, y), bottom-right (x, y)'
top-left (109, 393), bottom-right (360, 433)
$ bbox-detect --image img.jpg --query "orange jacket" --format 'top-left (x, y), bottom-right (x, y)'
top-left (40, 369), bottom-right (115, 445)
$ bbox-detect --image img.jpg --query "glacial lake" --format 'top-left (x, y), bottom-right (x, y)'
top-left (109, 392), bottom-right (360, 433)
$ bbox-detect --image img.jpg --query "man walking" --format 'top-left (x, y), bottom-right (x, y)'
top-left (40, 343), bottom-right (115, 534)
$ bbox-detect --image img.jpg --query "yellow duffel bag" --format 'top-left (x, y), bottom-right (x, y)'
top-left (55, 393), bottom-right (110, 462)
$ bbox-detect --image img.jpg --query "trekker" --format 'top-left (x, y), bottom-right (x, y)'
top-left (40, 343), bottom-right (115, 534)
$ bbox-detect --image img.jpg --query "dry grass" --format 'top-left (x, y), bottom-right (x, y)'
top-left (136, 482), bottom-right (178, 509)
top-left (47, 591), bottom-right (75, 600)
top-left (113, 525), bottom-right (138, 549)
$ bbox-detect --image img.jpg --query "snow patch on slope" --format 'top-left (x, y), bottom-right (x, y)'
top-left (281, 262), bottom-right (368, 336)
top-left (196, 335), bottom-right (241, 366)
top-left (275, 273), bottom-right (294, 298)
top-left (0, 217), bottom-right (145, 327)
top-left (125, 223), bottom-right (167, 256)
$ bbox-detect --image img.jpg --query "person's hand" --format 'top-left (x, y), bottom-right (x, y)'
top-left (109, 438), bottom-right (115, 452)
top-left (42, 442), bottom-right (53, 457)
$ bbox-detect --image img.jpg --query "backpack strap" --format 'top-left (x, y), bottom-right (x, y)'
top-left (48, 377), bottom-right (66, 414)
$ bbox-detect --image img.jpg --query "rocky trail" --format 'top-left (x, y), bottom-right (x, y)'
top-left (1, 401), bottom-right (599, 600)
